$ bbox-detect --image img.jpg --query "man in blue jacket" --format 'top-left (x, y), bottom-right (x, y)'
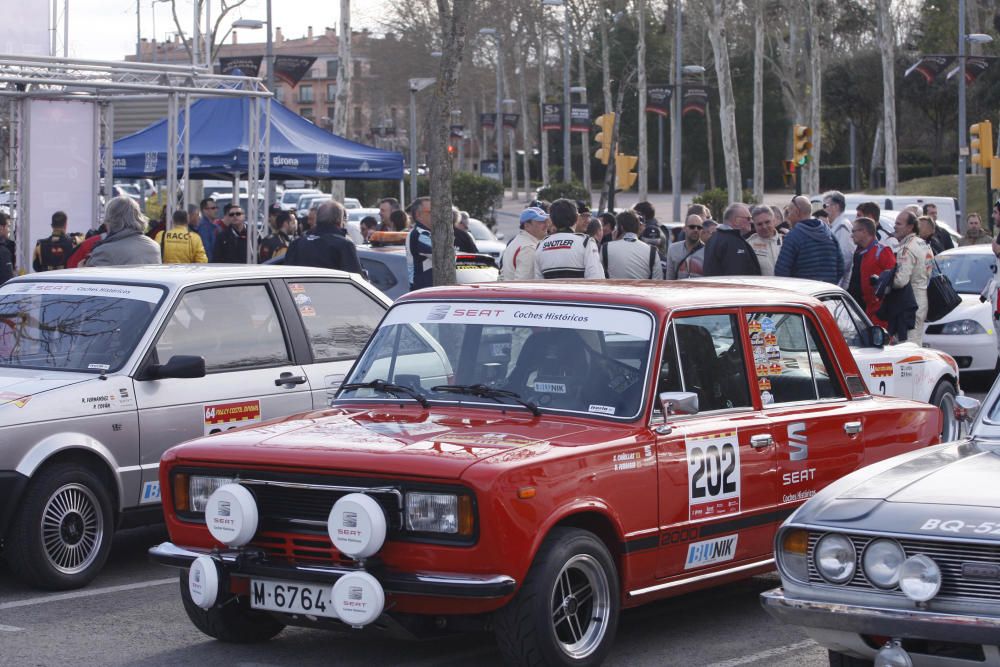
top-left (774, 195), bottom-right (843, 284)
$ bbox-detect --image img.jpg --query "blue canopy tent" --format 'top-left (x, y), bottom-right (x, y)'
top-left (112, 97), bottom-right (404, 180)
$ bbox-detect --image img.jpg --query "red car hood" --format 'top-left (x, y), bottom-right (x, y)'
top-left (167, 407), bottom-right (618, 479)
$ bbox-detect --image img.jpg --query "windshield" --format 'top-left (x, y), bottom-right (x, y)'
top-left (340, 302), bottom-right (655, 419)
top-left (0, 282), bottom-right (164, 373)
top-left (937, 253), bottom-right (995, 294)
top-left (467, 219), bottom-right (495, 241)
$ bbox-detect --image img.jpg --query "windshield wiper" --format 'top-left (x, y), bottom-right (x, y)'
top-left (430, 384), bottom-right (540, 417)
top-left (340, 379), bottom-right (429, 408)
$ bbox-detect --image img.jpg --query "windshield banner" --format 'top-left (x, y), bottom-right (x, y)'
top-left (0, 282), bottom-right (163, 303)
top-left (384, 302), bottom-right (652, 339)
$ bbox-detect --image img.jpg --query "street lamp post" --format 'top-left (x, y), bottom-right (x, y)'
top-left (409, 77), bottom-right (436, 203)
top-left (957, 0), bottom-right (993, 223)
top-left (479, 29), bottom-right (503, 194)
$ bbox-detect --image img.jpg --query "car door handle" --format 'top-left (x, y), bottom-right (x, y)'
top-left (749, 434), bottom-right (773, 450)
top-left (275, 373), bottom-right (308, 387)
top-left (843, 421), bottom-right (863, 435)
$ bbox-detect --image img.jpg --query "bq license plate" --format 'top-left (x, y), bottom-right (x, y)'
top-left (250, 579), bottom-right (336, 617)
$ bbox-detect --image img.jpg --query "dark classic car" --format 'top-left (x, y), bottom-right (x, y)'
top-left (761, 387), bottom-right (999, 666)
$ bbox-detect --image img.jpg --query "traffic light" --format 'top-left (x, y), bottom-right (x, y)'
top-left (970, 120), bottom-right (993, 168)
top-left (594, 113), bottom-right (616, 165)
top-left (792, 125), bottom-right (812, 166)
top-left (615, 153), bottom-right (638, 190)
top-left (447, 144), bottom-right (456, 159)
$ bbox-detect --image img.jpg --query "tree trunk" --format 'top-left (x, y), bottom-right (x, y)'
top-left (870, 120), bottom-right (883, 189)
top-left (430, 0), bottom-right (471, 286)
top-left (637, 0), bottom-right (648, 199)
top-left (752, 0), bottom-right (764, 202)
top-left (331, 0), bottom-right (352, 201)
top-left (807, 0), bottom-right (822, 194)
top-left (876, 0), bottom-right (897, 194)
top-left (706, 0), bottom-right (742, 202)
top-left (600, 7), bottom-right (612, 115)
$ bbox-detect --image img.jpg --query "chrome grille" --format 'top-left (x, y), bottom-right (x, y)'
top-left (808, 532), bottom-right (1000, 601)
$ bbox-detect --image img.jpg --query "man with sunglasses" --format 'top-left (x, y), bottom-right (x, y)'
top-left (196, 198), bottom-right (219, 259)
top-left (213, 203), bottom-right (248, 263)
top-left (665, 214), bottom-right (705, 279)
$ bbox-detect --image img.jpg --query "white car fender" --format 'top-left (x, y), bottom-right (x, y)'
top-left (15, 432), bottom-right (125, 509)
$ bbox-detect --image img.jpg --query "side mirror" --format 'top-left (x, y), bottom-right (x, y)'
top-left (496, 231), bottom-right (505, 240)
top-left (954, 395), bottom-right (981, 424)
top-left (869, 326), bottom-right (888, 347)
top-left (659, 391), bottom-right (699, 416)
top-left (145, 355), bottom-right (206, 380)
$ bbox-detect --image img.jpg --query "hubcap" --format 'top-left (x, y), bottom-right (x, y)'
top-left (550, 554), bottom-right (611, 660)
top-left (40, 483), bottom-right (104, 575)
top-left (938, 391), bottom-right (958, 442)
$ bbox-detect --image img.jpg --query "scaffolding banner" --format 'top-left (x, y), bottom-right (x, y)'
top-left (542, 104), bottom-right (562, 131)
top-left (646, 85), bottom-right (672, 116)
top-left (273, 56), bottom-right (317, 87)
top-left (0, 4), bottom-right (48, 56)
top-left (904, 55), bottom-right (954, 84)
top-left (480, 113), bottom-right (497, 130)
top-left (219, 55), bottom-right (263, 77)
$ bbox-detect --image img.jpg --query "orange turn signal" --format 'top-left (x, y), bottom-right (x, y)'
top-left (517, 487), bottom-right (536, 500)
top-left (173, 473), bottom-right (189, 512)
top-left (782, 529), bottom-right (809, 556)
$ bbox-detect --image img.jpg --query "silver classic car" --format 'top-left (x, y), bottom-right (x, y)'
top-left (760, 385), bottom-right (1000, 665)
top-left (0, 265), bottom-right (389, 590)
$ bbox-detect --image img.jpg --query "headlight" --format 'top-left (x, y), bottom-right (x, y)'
top-left (777, 529), bottom-right (809, 583)
top-left (188, 475), bottom-right (235, 512)
top-left (941, 319), bottom-right (986, 335)
top-left (814, 533), bottom-right (856, 584)
top-left (899, 554), bottom-right (941, 602)
top-left (862, 538), bottom-right (905, 589)
top-left (405, 492), bottom-right (473, 535)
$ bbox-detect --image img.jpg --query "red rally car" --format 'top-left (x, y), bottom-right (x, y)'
top-left (150, 281), bottom-right (941, 666)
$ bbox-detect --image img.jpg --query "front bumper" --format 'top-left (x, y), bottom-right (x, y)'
top-left (761, 587), bottom-right (1000, 645)
top-left (924, 332), bottom-right (997, 372)
top-left (149, 542), bottom-right (516, 599)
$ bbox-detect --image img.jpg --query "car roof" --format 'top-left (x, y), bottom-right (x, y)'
top-left (939, 243), bottom-right (994, 256)
top-left (8, 264), bottom-right (354, 290)
top-left (398, 280), bottom-right (821, 314)
top-left (695, 276), bottom-right (846, 297)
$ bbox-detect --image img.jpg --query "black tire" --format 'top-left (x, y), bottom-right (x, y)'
top-left (828, 649), bottom-right (873, 667)
top-left (930, 379), bottom-right (958, 442)
top-left (5, 462), bottom-right (114, 590)
top-left (179, 571), bottom-right (285, 643)
top-left (494, 527), bottom-right (620, 667)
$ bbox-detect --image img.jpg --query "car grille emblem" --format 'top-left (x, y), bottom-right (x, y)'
top-left (962, 562), bottom-right (1000, 580)
top-left (343, 511), bottom-right (358, 528)
top-left (349, 586), bottom-right (363, 600)
top-left (217, 500), bottom-right (231, 517)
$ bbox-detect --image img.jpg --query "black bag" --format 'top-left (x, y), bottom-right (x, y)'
top-left (926, 258), bottom-right (962, 322)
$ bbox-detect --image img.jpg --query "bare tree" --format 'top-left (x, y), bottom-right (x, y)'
top-left (806, 0), bottom-right (821, 194)
top-left (169, 0), bottom-right (250, 65)
top-left (705, 0), bottom-right (742, 202)
top-left (637, 0), bottom-right (648, 199)
top-left (876, 0), bottom-right (897, 194)
top-left (430, 0), bottom-right (472, 286)
top-left (330, 0), bottom-right (353, 201)
top-left (752, 0), bottom-right (764, 202)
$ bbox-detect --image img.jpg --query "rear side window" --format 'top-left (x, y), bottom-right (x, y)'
top-left (287, 281), bottom-right (385, 361)
top-left (360, 258), bottom-right (398, 294)
top-left (746, 312), bottom-right (844, 405)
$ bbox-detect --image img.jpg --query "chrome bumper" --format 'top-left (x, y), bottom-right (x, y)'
top-left (149, 542), bottom-right (516, 599)
top-left (761, 587), bottom-right (1000, 645)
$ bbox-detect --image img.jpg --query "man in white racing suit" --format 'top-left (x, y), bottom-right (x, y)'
top-left (533, 198), bottom-right (606, 279)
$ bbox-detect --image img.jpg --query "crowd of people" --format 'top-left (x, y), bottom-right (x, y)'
top-left (499, 191), bottom-right (1000, 346)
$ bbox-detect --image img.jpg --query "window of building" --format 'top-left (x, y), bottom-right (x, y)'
top-left (326, 83), bottom-right (337, 102)
top-left (326, 58), bottom-right (339, 79)
top-left (300, 107), bottom-right (314, 121)
top-left (353, 106), bottom-right (362, 128)
top-left (298, 84), bottom-right (314, 103)
top-left (327, 107), bottom-right (336, 122)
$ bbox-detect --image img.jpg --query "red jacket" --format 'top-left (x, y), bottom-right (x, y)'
top-left (66, 233), bottom-right (105, 268)
top-left (857, 241), bottom-right (896, 327)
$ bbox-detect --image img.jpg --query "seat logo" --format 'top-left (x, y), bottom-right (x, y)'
top-left (788, 422), bottom-right (808, 461)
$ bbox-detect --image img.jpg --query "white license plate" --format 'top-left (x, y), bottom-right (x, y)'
top-left (250, 578), bottom-right (336, 618)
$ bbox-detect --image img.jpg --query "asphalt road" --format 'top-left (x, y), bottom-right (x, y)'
top-left (1, 379), bottom-right (992, 667)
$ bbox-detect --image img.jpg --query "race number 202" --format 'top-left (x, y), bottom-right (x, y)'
top-left (686, 430), bottom-right (741, 520)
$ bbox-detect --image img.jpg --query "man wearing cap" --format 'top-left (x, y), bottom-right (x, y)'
top-left (501, 207), bottom-right (549, 281)
top-left (533, 198), bottom-right (605, 279)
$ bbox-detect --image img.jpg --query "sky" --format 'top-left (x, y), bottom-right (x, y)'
top-left (57, 0), bottom-right (385, 61)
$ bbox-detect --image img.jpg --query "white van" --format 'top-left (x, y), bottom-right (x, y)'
top-left (810, 194), bottom-right (961, 230)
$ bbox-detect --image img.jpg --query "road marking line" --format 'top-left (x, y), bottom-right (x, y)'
top-left (0, 624), bottom-right (23, 631)
top-left (0, 577), bottom-right (176, 611)
top-left (706, 640), bottom-right (817, 667)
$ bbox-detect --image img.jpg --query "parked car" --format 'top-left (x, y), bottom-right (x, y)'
top-left (810, 194), bottom-right (961, 229)
top-left (279, 188), bottom-right (322, 211)
top-left (149, 281), bottom-right (940, 665)
top-left (466, 217), bottom-right (505, 258)
top-left (0, 265), bottom-right (390, 590)
top-left (761, 382), bottom-right (998, 666)
top-left (343, 197), bottom-right (362, 209)
top-left (924, 244), bottom-right (999, 374)
top-left (719, 277), bottom-right (962, 440)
